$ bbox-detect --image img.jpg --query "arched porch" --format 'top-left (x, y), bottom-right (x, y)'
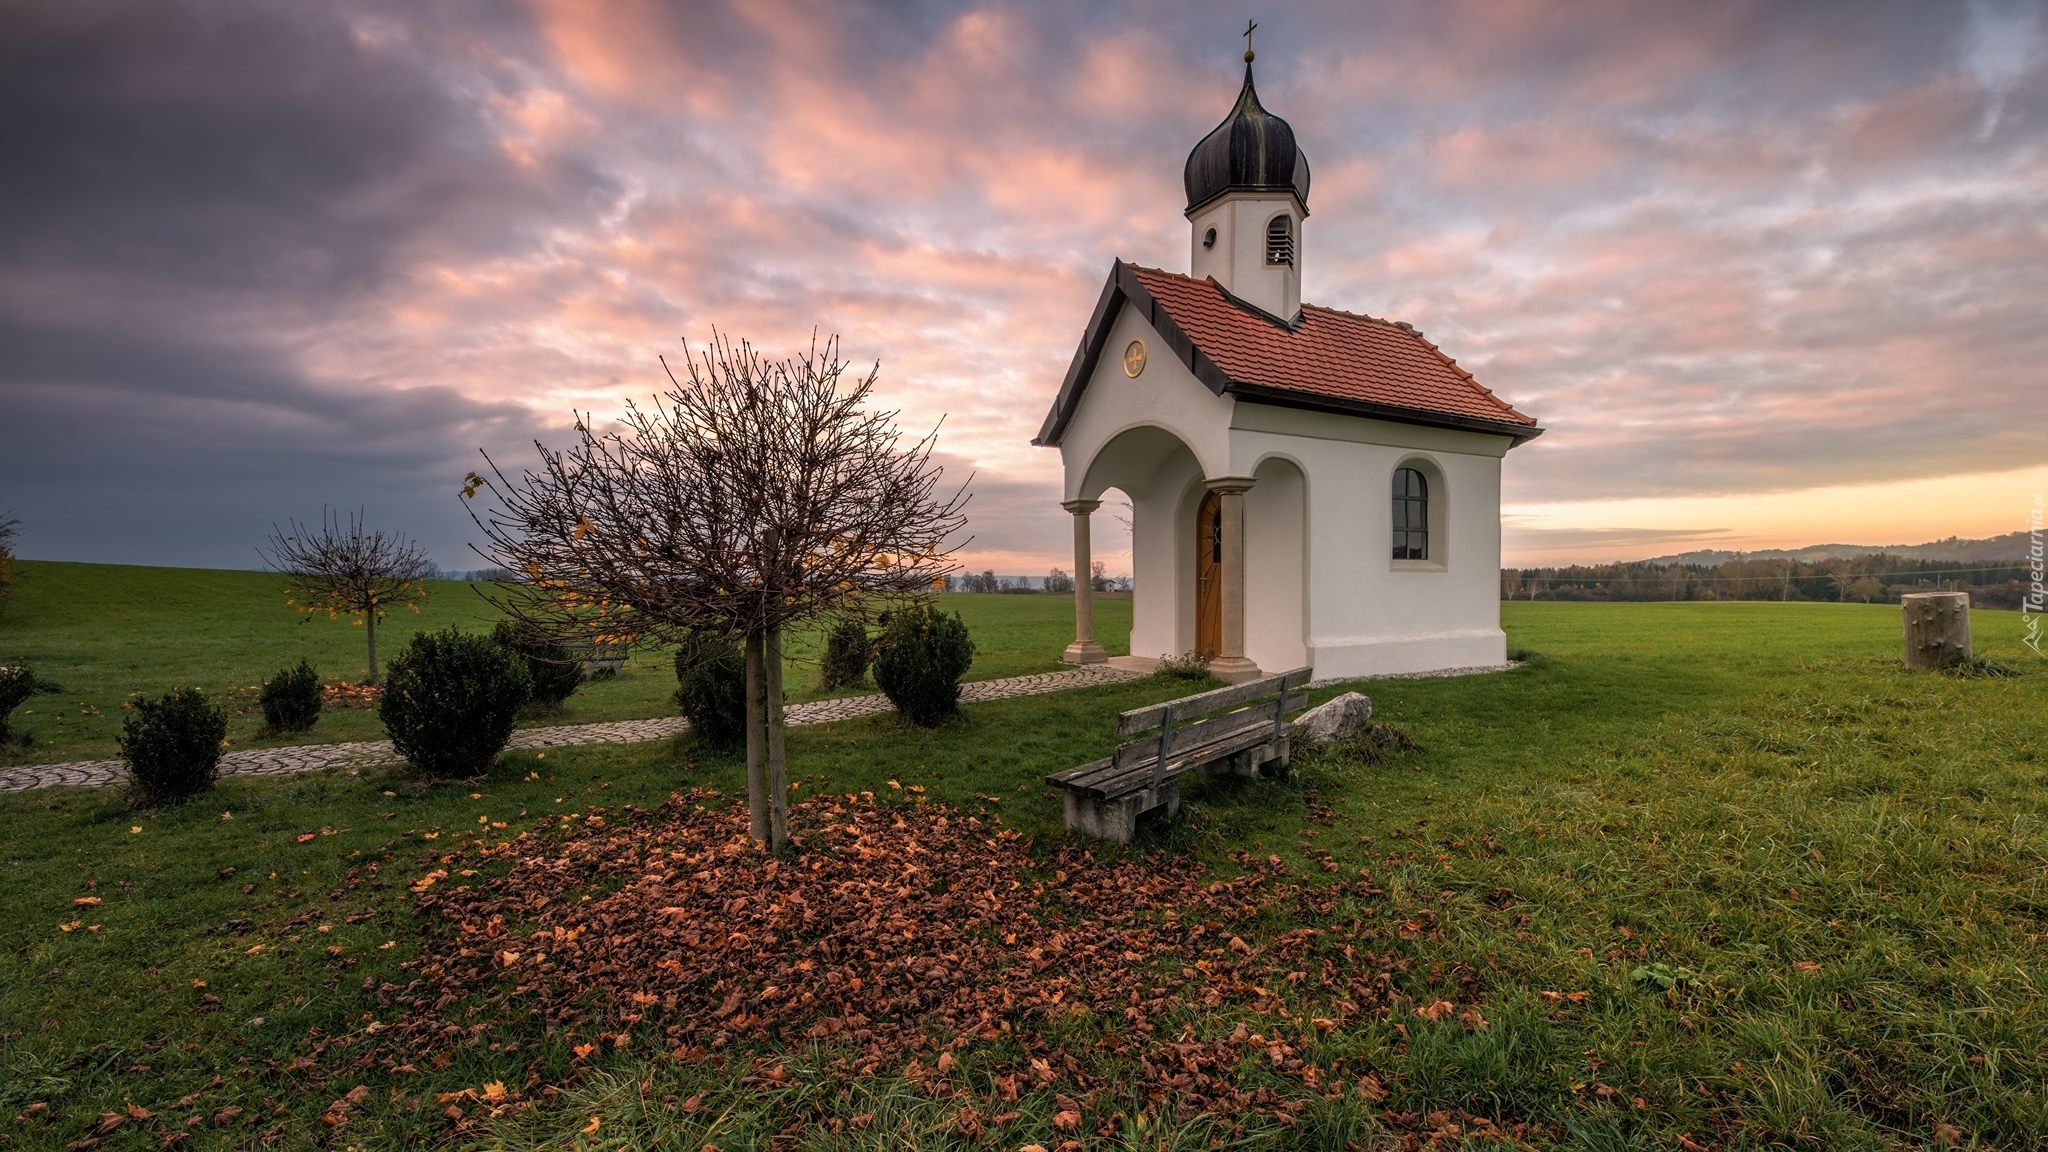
top-left (1058, 425), bottom-right (1306, 683)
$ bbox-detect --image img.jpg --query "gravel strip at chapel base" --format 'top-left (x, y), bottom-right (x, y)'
top-left (0, 663), bottom-right (1145, 795)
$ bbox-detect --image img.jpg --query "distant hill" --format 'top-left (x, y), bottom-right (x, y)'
top-left (1642, 531), bottom-right (2034, 567)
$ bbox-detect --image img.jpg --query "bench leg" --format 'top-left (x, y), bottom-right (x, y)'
top-left (1064, 790), bottom-right (1140, 843)
top-left (1222, 737), bottom-right (1292, 780)
top-left (1062, 780), bottom-right (1182, 844)
top-left (1266, 735), bottom-right (1293, 779)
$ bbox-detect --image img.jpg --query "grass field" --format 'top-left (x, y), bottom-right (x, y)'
top-left (0, 560), bottom-right (1130, 765)
top-left (1, 581), bottom-right (2044, 1150)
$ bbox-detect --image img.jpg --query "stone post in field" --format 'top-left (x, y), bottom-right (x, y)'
top-left (1901, 591), bottom-right (1971, 670)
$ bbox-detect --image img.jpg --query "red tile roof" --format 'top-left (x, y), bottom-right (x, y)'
top-left (1126, 264), bottom-right (1536, 429)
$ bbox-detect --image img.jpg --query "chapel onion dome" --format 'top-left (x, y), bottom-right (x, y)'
top-left (1182, 60), bottom-right (1311, 214)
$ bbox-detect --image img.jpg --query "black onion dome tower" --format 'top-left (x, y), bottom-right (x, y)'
top-left (1183, 60), bottom-right (1311, 214)
top-left (1182, 48), bottom-right (1310, 320)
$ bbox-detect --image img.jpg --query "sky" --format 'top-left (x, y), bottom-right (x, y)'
top-left (2, 0), bottom-right (2044, 574)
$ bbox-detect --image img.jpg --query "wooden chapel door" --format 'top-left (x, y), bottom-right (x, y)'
top-left (1195, 489), bottom-right (1222, 659)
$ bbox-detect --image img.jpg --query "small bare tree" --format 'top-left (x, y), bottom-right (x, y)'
top-left (0, 510), bottom-right (19, 607)
top-left (466, 333), bottom-right (968, 851)
top-left (259, 508), bottom-right (435, 686)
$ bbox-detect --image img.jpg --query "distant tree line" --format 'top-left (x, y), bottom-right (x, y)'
top-left (1501, 554), bottom-right (2035, 609)
top-left (946, 562), bottom-right (1130, 594)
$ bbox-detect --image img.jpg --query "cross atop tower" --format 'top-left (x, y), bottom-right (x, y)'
top-left (1242, 19), bottom-right (1257, 63)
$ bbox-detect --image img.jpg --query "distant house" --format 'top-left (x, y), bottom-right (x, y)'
top-left (1034, 57), bottom-right (1541, 681)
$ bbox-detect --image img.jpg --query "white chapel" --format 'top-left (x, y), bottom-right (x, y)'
top-left (1034, 52), bottom-right (1542, 683)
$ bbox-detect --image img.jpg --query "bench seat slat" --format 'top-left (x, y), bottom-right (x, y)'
top-left (1052, 757), bottom-right (1141, 793)
top-left (1053, 755), bottom-right (1203, 799)
top-left (1050, 723), bottom-right (1286, 799)
top-left (1047, 755), bottom-right (1113, 786)
top-left (1116, 666), bottom-right (1312, 735)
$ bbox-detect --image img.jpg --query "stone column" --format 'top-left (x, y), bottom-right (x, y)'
top-left (1206, 477), bottom-right (1261, 683)
top-left (1061, 498), bottom-right (1108, 664)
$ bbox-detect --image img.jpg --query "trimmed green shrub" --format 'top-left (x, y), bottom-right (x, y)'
top-left (492, 621), bottom-right (585, 710)
top-left (675, 633), bottom-right (748, 751)
top-left (873, 602), bottom-right (975, 727)
top-left (379, 629), bottom-right (531, 780)
top-left (819, 618), bottom-right (871, 691)
top-left (120, 688), bottom-right (228, 803)
top-left (259, 659), bottom-right (323, 733)
top-left (0, 664), bottom-right (34, 744)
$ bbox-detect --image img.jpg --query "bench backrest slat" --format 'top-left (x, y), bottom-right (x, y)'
top-left (1116, 666), bottom-right (1313, 736)
top-left (1113, 689), bottom-right (1309, 771)
top-left (1151, 703), bottom-right (1176, 791)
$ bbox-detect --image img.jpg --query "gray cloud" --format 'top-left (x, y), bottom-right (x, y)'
top-left (0, 0), bottom-right (597, 565)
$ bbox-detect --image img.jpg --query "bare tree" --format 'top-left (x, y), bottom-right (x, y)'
top-left (1830, 565), bottom-right (1858, 603)
top-left (0, 509), bottom-right (18, 612)
top-left (465, 333), bottom-right (968, 851)
top-left (259, 508), bottom-right (435, 686)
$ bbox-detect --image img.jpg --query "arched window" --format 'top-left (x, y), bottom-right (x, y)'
top-left (1265, 215), bottom-right (1294, 266)
top-left (1392, 468), bottom-right (1428, 559)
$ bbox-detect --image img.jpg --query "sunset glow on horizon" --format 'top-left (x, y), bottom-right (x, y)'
top-left (3, 1), bottom-right (2044, 573)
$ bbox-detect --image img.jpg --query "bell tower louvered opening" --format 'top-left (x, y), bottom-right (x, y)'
top-left (1265, 215), bottom-right (1294, 266)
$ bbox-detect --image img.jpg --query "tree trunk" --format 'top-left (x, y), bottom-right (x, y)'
top-left (1901, 591), bottom-right (1971, 670)
top-left (766, 624), bottom-right (788, 850)
top-left (365, 610), bottom-right (379, 686)
top-left (744, 631), bottom-right (769, 845)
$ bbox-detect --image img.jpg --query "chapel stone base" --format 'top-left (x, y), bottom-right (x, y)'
top-left (1205, 655), bottom-right (1262, 684)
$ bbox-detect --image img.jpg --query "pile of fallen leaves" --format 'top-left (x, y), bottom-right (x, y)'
top-left (365, 790), bottom-right (1527, 1141)
top-left (322, 680), bottom-right (382, 709)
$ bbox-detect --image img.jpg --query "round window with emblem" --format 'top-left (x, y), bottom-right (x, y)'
top-left (1121, 339), bottom-right (1148, 378)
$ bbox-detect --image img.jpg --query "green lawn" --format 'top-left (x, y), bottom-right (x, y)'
top-left (1, 598), bottom-right (2044, 1149)
top-left (0, 560), bottom-right (1128, 765)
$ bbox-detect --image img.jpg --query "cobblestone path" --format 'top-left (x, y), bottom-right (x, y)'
top-left (0, 663), bottom-right (1146, 795)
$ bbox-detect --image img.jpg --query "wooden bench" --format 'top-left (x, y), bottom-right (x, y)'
top-left (1046, 667), bottom-right (1310, 843)
top-left (565, 638), bottom-right (628, 679)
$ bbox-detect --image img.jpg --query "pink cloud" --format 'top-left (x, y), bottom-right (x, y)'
top-left (30, 0), bottom-right (2030, 572)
